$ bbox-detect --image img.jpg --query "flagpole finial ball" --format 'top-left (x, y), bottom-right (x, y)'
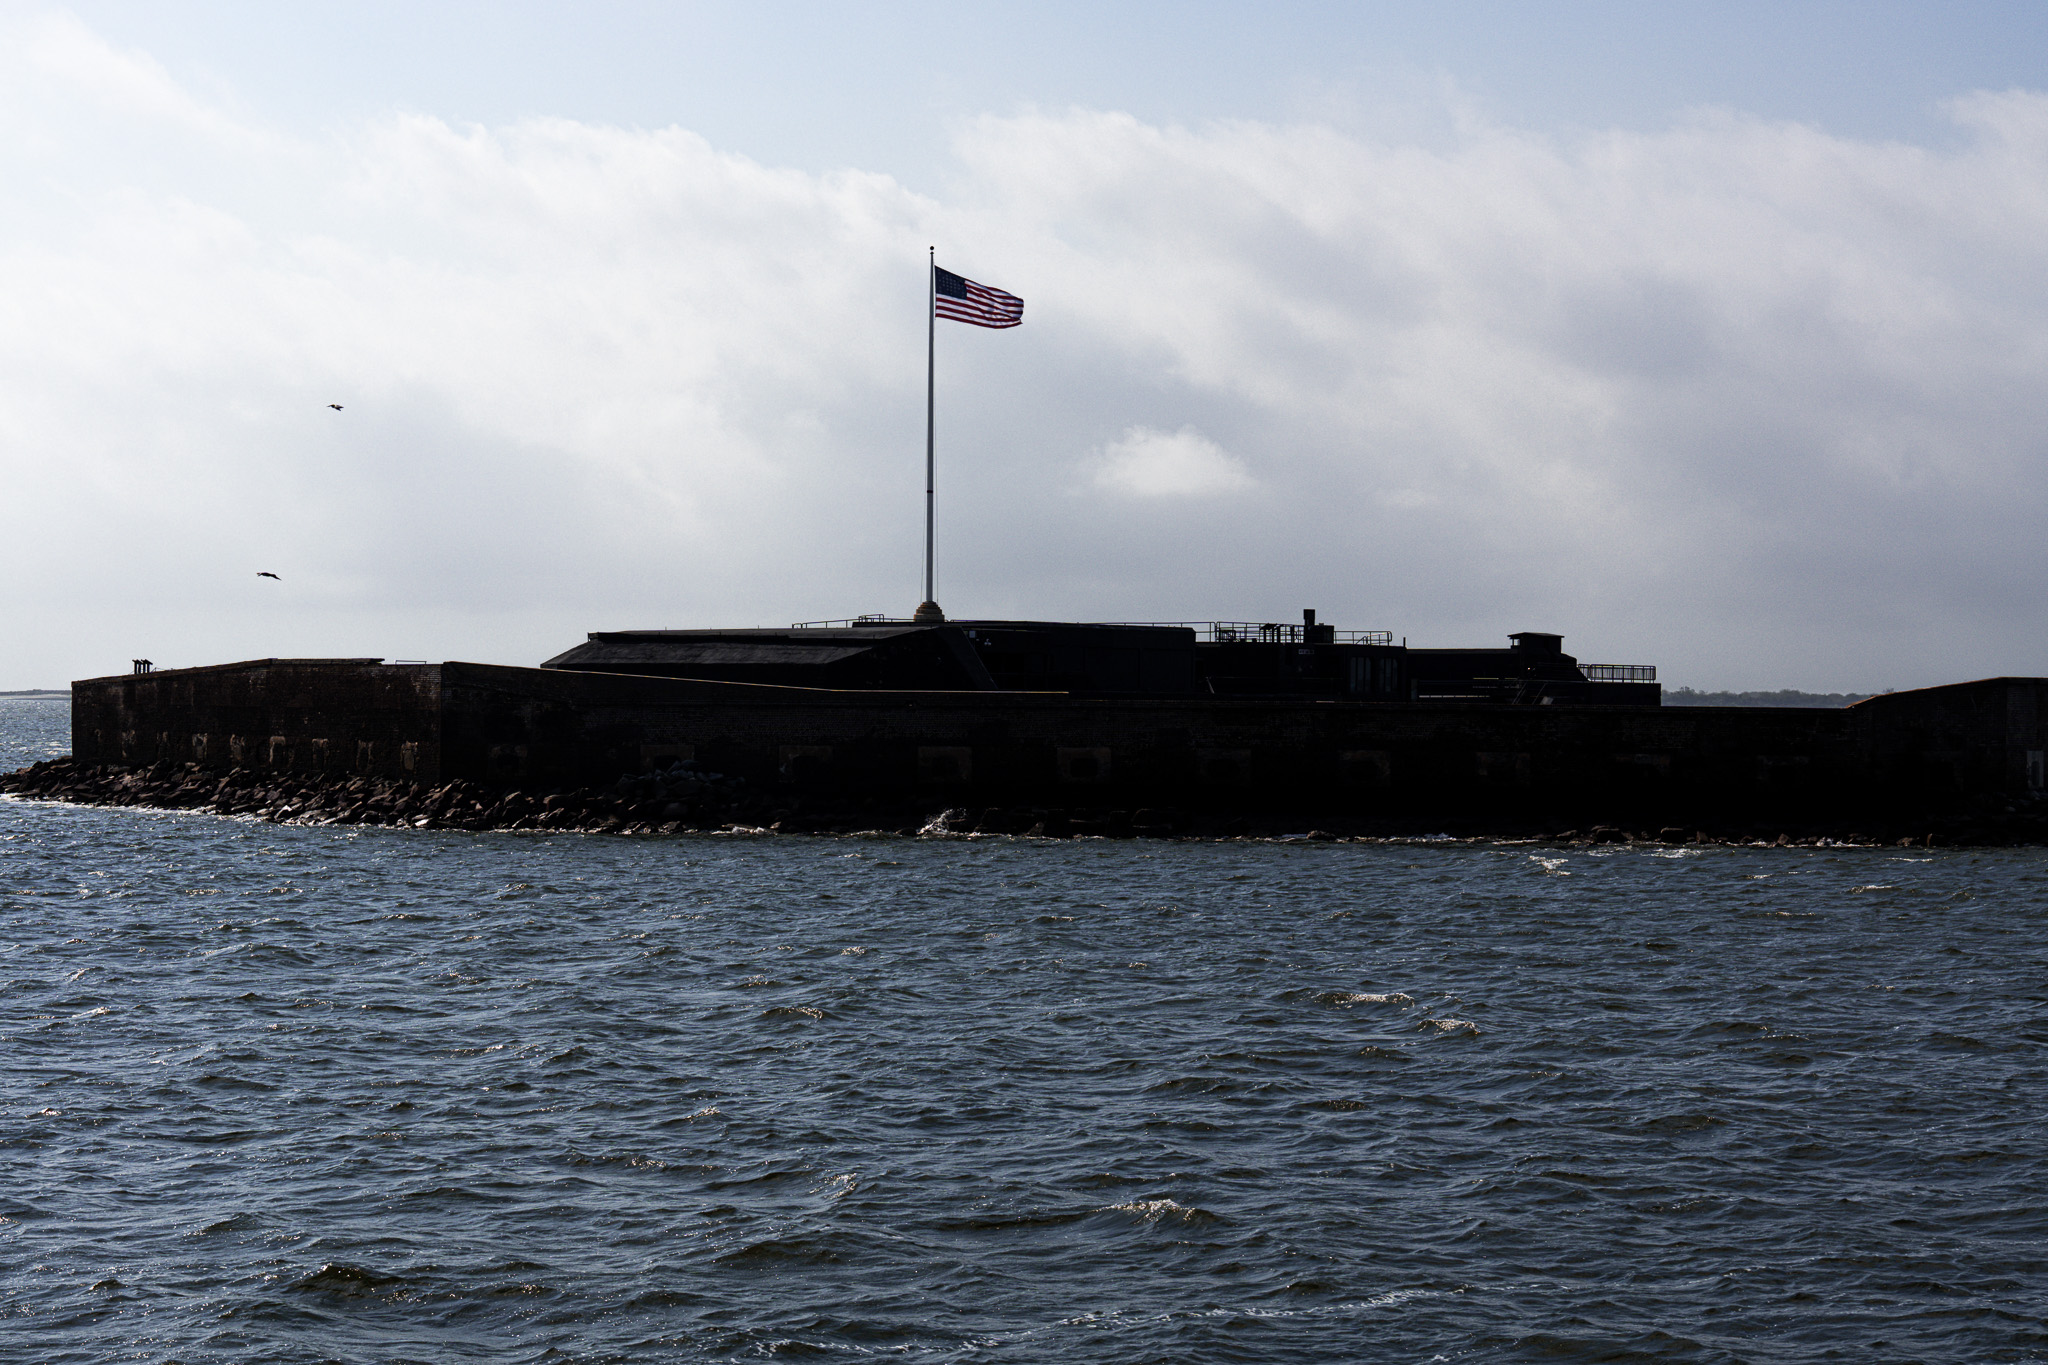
top-left (912, 601), bottom-right (946, 624)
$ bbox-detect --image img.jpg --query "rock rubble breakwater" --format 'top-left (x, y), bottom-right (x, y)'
top-left (0, 760), bottom-right (1129, 838)
top-left (0, 758), bottom-right (768, 834)
top-left (8, 756), bottom-right (2048, 844)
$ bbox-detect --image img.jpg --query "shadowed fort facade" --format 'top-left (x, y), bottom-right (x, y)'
top-left (60, 613), bottom-right (2048, 829)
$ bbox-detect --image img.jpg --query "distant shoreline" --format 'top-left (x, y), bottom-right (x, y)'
top-left (0, 690), bottom-right (68, 699)
top-left (1663, 687), bottom-right (1875, 708)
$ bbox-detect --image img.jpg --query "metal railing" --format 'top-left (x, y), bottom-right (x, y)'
top-left (1116, 621), bottom-right (1395, 646)
top-left (790, 615), bottom-right (913, 628)
top-left (790, 617), bottom-right (1395, 645)
top-left (1582, 664), bottom-right (1657, 682)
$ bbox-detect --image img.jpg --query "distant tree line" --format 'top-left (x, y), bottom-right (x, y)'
top-left (1662, 687), bottom-right (1879, 708)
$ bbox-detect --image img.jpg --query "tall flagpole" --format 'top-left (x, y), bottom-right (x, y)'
top-left (916, 246), bottom-right (943, 623)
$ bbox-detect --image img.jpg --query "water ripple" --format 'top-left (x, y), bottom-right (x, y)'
top-left (3, 700), bottom-right (2046, 1361)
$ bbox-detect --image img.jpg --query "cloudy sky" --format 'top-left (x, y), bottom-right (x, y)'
top-left (6, 1), bottom-right (2048, 691)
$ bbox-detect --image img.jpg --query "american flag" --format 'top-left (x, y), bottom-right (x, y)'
top-left (934, 266), bottom-right (1024, 328)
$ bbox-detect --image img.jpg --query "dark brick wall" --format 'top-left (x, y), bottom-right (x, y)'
top-left (66, 660), bottom-right (2048, 824)
top-left (438, 663), bottom-right (1871, 822)
top-left (1851, 678), bottom-right (2048, 801)
top-left (71, 660), bottom-right (443, 781)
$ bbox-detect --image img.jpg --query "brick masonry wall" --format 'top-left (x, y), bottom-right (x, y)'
top-left (71, 661), bottom-right (444, 781)
top-left (1850, 678), bottom-right (2048, 800)
top-left (440, 663), bottom-right (1872, 822)
top-left (64, 660), bottom-right (2048, 823)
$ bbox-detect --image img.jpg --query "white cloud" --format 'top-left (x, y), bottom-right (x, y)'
top-left (1090, 426), bottom-right (1254, 497)
top-left (19, 11), bottom-right (268, 148)
top-left (5, 19), bottom-right (2048, 690)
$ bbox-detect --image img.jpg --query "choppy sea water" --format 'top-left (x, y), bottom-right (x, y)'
top-left (3, 697), bottom-right (2045, 1364)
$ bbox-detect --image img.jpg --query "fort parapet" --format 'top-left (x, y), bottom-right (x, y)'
top-left (61, 658), bottom-right (2048, 828)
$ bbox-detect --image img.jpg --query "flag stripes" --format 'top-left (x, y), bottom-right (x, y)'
top-left (934, 266), bottom-right (1024, 328)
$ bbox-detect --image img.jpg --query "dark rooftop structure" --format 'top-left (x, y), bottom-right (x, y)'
top-left (543, 621), bottom-right (1197, 694)
top-left (542, 612), bottom-right (1657, 704)
top-left (1407, 629), bottom-right (1659, 706)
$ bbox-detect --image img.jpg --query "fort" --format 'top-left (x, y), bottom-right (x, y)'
top-left (23, 612), bottom-right (2048, 840)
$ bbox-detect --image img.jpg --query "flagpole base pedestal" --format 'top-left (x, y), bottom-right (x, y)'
top-left (912, 601), bottom-right (946, 624)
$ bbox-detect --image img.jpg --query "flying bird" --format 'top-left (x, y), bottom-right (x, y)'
top-left (257, 572), bottom-right (280, 580)
top-left (328, 404), bottom-right (342, 410)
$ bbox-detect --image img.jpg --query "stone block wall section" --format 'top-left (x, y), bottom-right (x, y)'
top-left (1849, 677), bottom-right (2048, 801)
top-left (65, 660), bottom-right (2048, 823)
top-left (71, 660), bottom-right (444, 781)
top-left (438, 662), bottom-right (1861, 820)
